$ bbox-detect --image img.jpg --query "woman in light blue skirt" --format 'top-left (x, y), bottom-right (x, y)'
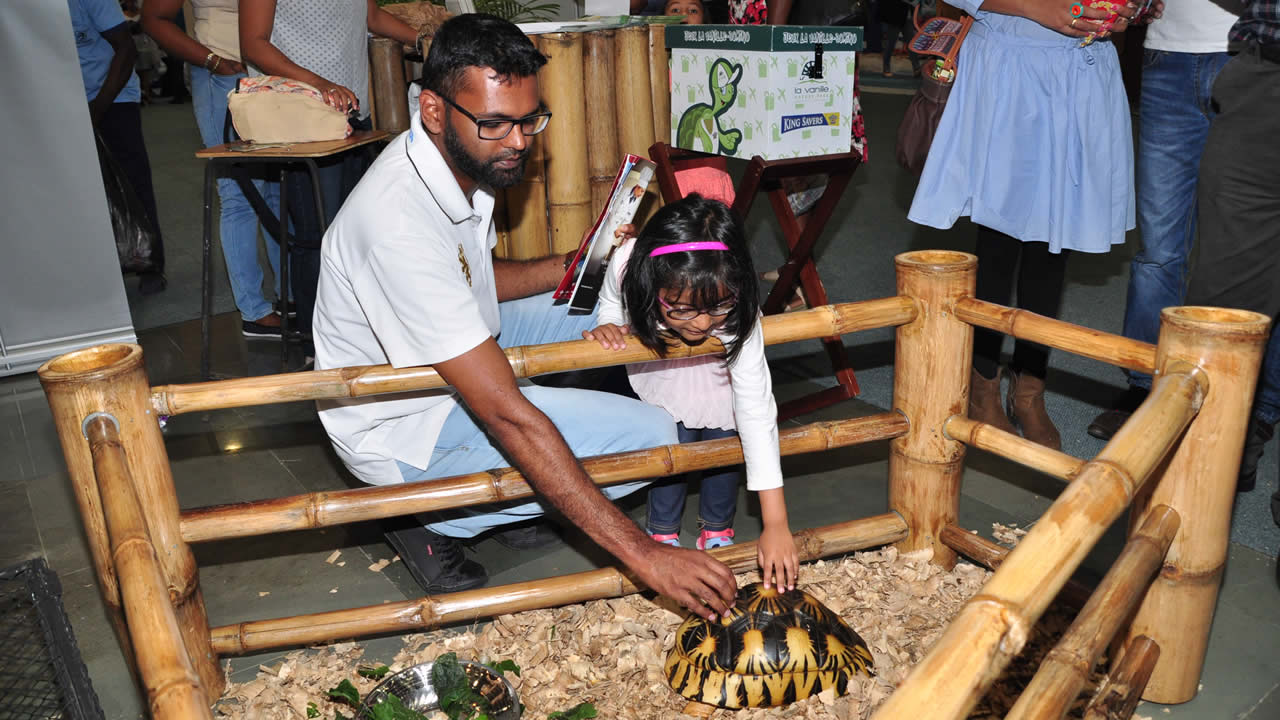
top-left (908, 0), bottom-right (1151, 449)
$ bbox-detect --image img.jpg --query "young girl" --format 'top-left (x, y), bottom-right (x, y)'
top-left (583, 194), bottom-right (799, 590)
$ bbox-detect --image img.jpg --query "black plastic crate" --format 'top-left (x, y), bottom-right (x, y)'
top-left (0, 558), bottom-right (104, 720)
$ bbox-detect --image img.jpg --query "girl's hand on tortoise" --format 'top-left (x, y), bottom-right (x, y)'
top-left (757, 526), bottom-right (799, 591)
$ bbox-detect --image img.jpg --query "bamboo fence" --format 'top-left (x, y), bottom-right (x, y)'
top-left (36, 251), bottom-right (1270, 718)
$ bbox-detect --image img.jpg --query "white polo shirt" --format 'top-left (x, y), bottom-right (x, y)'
top-left (313, 112), bottom-right (499, 486)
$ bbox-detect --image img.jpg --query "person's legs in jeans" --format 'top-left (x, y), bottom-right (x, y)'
top-left (645, 423), bottom-right (741, 544)
top-left (693, 426), bottom-right (741, 546)
top-left (98, 101), bottom-right (165, 290)
top-left (285, 117), bottom-right (375, 335)
top-left (398, 292), bottom-right (679, 537)
top-left (190, 67), bottom-right (283, 325)
top-left (1120, 51), bottom-right (1230, 391)
top-left (1186, 51), bottom-right (1280, 490)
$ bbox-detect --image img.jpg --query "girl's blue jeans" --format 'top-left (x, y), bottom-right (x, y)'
top-left (645, 423), bottom-right (741, 535)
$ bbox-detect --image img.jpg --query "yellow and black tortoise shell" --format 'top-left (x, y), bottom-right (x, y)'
top-left (665, 583), bottom-right (875, 709)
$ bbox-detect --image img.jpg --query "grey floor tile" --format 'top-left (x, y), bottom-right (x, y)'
top-left (24, 471), bottom-right (95, 576)
top-left (0, 483), bottom-right (42, 567)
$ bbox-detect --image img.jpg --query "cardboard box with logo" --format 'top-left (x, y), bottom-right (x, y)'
top-left (665, 24), bottom-right (863, 160)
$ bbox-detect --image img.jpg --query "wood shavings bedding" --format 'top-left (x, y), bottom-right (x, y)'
top-left (215, 547), bottom-right (1104, 720)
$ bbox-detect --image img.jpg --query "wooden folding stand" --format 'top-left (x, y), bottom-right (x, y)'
top-left (650, 141), bottom-right (862, 420)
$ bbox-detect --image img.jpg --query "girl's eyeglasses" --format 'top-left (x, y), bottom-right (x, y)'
top-left (657, 296), bottom-right (737, 320)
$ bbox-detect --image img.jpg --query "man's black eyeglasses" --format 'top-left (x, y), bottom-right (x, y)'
top-left (439, 94), bottom-right (552, 140)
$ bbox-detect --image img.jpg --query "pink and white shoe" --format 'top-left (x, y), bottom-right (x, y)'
top-left (696, 528), bottom-right (735, 550)
top-left (650, 532), bottom-right (681, 547)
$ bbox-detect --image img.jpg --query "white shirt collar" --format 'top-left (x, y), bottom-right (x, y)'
top-left (404, 110), bottom-right (492, 225)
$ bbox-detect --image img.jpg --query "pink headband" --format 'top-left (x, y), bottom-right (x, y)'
top-left (649, 241), bottom-right (730, 257)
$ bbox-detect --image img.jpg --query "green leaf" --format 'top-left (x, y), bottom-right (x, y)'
top-left (306, 701), bottom-right (320, 718)
top-left (358, 665), bottom-right (393, 680)
top-left (368, 693), bottom-right (428, 720)
top-left (431, 654), bottom-right (491, 720)
top-left (327, 679), bottom-right (361, 708)
top-left (487, 660), bottom-right (521, 678)
top-left (547, 702), bottom-right (598, 720)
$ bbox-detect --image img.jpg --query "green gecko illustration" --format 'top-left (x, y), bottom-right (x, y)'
top-left (676, 58), bottom-right (744, 156)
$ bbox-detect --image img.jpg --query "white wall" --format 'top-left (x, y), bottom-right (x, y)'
top-left (0, 0), bottom-right (136, 375)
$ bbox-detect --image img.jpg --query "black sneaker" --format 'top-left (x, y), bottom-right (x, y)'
top-left (274, 300), bottom-right (298, 318)
top-left (385, 526), bottom-right (488, 594)
top-left (1237, 415), bottom-right (1275, 493)
top-left (242, 319), bottom-right (283, 338)
top-left (488, 521), bottom-right (562, 550)
top-left (1271, 488), bottom-right (1280, 528)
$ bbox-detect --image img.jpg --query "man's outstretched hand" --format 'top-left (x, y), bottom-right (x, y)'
top-left (630, 542), bottom-right (738, 621)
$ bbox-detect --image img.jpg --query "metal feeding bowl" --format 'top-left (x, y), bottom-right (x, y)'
top-left (359, 660), bottom-right (521, 719)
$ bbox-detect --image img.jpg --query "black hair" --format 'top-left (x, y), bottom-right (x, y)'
top-left (420, 14), bottom-right (547, 99)
top-left (622, 194), bottom-right (759, 365)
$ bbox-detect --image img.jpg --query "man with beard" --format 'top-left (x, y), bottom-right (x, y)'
top-left (312, 14), bottom-right (738, 620)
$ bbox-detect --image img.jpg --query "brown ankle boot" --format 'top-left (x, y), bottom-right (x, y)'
top-left (1007, 372), bottom-right (1061, 450)
top-left (969, 368), bottom-right (1016, 434)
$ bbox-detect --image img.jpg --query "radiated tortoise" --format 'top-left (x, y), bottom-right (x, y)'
top-left (665, 582), bottom-right (875, 711)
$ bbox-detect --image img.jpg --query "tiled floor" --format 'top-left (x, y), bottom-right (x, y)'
top-left (4, 86), bottom-right (1277, 719)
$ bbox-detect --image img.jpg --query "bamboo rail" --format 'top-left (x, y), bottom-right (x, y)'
top-left (86, 417), bottom-right (213, 718)
top-left (889, 250), bottom-right (975, 567)
top-left (954, 298), bottom-right (1157, 375)
top-left (1005, 505), bottom-right (1180, 720)
top-left (615, 24), bottom-right (658, 224)
top-left (540, 32), bottom-right (594, 255)
top-left (938, 525), bottom-right (1093, 609)
top-left (1119, 307), bottom-right (1271, 703)
top-left (368, 37), bottom-right (410, 133)
top-left (181, 413), bottom-right (907, 543)
top-left (648, 24), bottom-right (671, 151)
top-left (869, 365), bottom-right (1206, 720)
top-left (208, 513), bottom-right (907, 654)
top-left (38, 345), bottom-right (223, 698)
top-left (584, 30), bottom-right (620, 220)
top-left (151, 297), bottom-right (917, 416)
top-left (1083, 636), bottom-right (1160, 720)
top-left (944, 415), bottom-right (1084, 482)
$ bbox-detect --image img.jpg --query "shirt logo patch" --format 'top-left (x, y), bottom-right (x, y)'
top-left (457, 243), bottom-right (472, 287)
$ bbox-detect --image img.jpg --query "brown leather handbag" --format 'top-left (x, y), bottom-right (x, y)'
top-left (895, 13), bottom-right (973, 175)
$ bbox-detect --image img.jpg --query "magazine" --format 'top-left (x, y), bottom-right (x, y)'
top-left (552, 154), bottom-right (656, 314)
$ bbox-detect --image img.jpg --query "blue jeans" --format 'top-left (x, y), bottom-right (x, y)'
top-left (397, 292), bottom-right (679, 537)
top-left (190, 67), bottom-right (283, 321)
top-left (646, 423), bottom-right (741, 535)
top-left (1122, 50), bottom-right (1231, 390)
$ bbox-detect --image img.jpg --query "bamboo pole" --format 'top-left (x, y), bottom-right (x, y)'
top-left (583, 30), bottom-right (621, 219)
top-left (944, 415), bottom-right (1084, 482)
top-left (938, 525), bottom-right (1093, 609)
top-left (494, 190), bottom-right (512, 259)
top-left (1005, 505), bottom-right (1180, 720)
top-left (503, 38), bottom-right (550, 260)
top-left (209, 513), bottom-right (907, 654)
top-left (540, 32), bottom-right (594, 254)
top-left (1119, 306), bottom-right (1271, 704)
top-left (869, 366), bottom-right (1206, 720)
top-left (615, 24), bottom-right (658, 223)
top-left (151, 297), bottom-right (917, 416)
top-left (1083, 636), bottom-right (1160, 720)
top-left (648, 24), bottom-right (671, 150)
top-left (954, 298), bottom-right (1157, 375)
top-left (368, 37), bottom-right (410, 133)
top-left (182, 413), bottom-right (907, 543)
top-left (889, 250), bottom-right (976, 567)
top-left (86, 417), bottom-right (213, 719)
top-left (39, 345), bottom-right (223, 699)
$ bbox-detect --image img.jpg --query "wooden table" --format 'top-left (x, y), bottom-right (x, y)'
top-left (195, 130), bottom-right (392, 377)
top-left (650, 142), bottom-right (862, 421)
